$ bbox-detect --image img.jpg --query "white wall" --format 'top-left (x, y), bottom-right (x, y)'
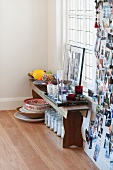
top-left (48, 0), bottom-right (63, 73)
top-left (0, 0), bottom-right (48, 109)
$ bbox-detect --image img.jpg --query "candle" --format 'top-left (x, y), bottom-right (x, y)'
top-left (57, 70), bottom-right (60, 79)
top-left (60, 70), bottom-right (63, 81)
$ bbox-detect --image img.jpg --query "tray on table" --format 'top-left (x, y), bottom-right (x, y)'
top-left (44, 93), bottom-right (89, 107)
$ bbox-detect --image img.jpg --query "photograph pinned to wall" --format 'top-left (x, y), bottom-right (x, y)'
top-left (95, 52), bottom-right (100, 59)
top-left (102, 18), bottom-right (109, 29)
top-left (104, 109), bottom-right (111, 127)
top-left (110, 93), bottom-right (113, 104)
top-left (112, 53), bottom-right (113, 65)
top-left (63, 44), bottom-right (71, 81)
top-left (106, 92), bottom-right (111, 106)
top-left (69, 46), bottom-right (85, 85)
top-left (95, 37), bottom-right (101, 52)
top-left (99, 95), bottom-right (105, 105)
top-left (103, 2), bottom-right (112, 18)
top-left (103, 76), bottom-right (109, 92)
top-left (96, 69), bottom-right (101, 81)
top-left (109, 84), bottom-right (113, 93)
top-left (93, 143), bottom-right (101, 162)
top-left (98, 82), bottom-right (104, 95)
top-left (101, 30), bottom-right (107, 40)
top-left (100, 69), bottom-right (105, 81)
top-left (106, 33), bottom-right (113, 49)
top-left (105, 68), bottom-right (113, 77)
top-left (97, 58), bottom-right (104, 69)
top-left (100, 40), bottom-right (106, 58)
top-left (103, 136), bottom-right (111, 159)
top-left (103, 47), bottom-right (112, 67)
top-left (109, 0), bottom-right (113, 4)
top-left (106, 27), bottom-right (113, 35)
top-left (92, 95), bottom-right (98, 103)
top-left (110, 18), bottom-right (113, 29)
top-left (96, 69), bottom-right (105, 82)
top-left (97, 28), bottom-right (102, 38)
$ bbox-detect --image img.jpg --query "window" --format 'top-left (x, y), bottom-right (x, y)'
top-left (66, 0), bottom-right (95, 87)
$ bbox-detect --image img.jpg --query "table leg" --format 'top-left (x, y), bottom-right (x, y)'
top-left (63, 111), bottom-right (83, 148)
top-left (32, 90), bottom-right (42, 99)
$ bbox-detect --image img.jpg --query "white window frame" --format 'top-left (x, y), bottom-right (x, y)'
top-left (63, 0), bottom-right (96, 91)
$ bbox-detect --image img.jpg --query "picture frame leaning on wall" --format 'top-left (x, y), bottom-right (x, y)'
top-left (69, 45), bottom-right (85, 86)
top-left (63, 44), bottom-right (71, 81)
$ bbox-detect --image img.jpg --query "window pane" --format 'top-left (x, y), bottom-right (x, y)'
top-left (77, 0), bottom-right (83, 13)
top-left (85, 0), bottom-right (93, 14)
top-left (69, 0), bottom-right (75, 11)
top-left (67, 0), bottom-right (94, 84)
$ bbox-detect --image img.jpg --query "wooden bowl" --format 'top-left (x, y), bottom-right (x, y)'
top-left (16, 107), bottom-right (45, 119)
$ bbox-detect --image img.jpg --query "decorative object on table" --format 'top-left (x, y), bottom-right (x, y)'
top-left (66, 94), bottom-right (75, 101)
top-left (92, 95), bottom-right (98, 103)
top-left (75, 86), bottom-right (83, 95)
top-left (88, 89), bottom-right (94, 97)
top-left (29, 69), bottom-right (46, 80)
top-left (68, 45), bottom-right (85, 86)
top-left (47, 82), bottom-right (53, 97)
top-left (63, 44), bottom-right (71, 81)
top-left (24, 98), bottom-right (50, 112)
top-left (28, 69), bottom-right (56, 82)
top-left (42, 73), bottom-right (55, 81)
top-left (45, 92), bottom-right (88, 107)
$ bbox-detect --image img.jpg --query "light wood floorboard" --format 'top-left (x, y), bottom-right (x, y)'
top-left (0, 110), bottom-right (99, 170)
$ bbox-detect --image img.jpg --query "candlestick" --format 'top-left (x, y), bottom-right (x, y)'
top-left (57, 70), bottom-right (60, 79)
top-left (60, 70), bottom-right (63, 81)
top-left (57, 69), bottom-right (60, 101)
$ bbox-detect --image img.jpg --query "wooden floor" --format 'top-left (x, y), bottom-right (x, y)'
top-left (0, 110), bottom-right (99, 170)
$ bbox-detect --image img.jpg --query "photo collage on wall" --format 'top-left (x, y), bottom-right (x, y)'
top-left (84, 1), bottom-right (113, 170)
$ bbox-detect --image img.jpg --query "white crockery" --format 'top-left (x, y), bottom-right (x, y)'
top-left (24, 98), bottom-right (50, 112)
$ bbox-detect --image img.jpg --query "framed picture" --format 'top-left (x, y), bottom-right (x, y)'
top-left (68, 46), bottom-right (85, 85)
top-left (63, 44), bottom-right (71, 81)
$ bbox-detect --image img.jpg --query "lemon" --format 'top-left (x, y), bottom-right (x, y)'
top-left (32, 70), bottom-right (45, 80)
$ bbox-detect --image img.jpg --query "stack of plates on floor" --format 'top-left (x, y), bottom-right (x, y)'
top-left (14, 98), bottom-right (50, 122)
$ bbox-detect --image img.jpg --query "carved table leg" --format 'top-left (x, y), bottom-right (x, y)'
top-left (63, 111), bottom-right (83, 148)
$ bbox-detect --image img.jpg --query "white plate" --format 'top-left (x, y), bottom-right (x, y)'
top-left (14, 112), bottom-right (44, 122)
top-left (33, 80), bottom-right (46, 85)
top-left (20, 106), bottom-right (45, 113)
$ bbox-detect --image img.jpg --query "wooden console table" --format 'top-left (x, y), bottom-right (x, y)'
top-left (30, 81), bottom-right (89, 148)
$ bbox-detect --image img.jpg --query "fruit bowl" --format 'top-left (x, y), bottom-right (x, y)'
top-left (24, 98), bottom-right (50, 112)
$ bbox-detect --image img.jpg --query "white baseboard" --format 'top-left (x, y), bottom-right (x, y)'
top-left (0, 97), bottom-right (32, 110)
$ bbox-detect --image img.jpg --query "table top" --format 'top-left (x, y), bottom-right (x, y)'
top-left (30, 80), bottom-right (89, 118)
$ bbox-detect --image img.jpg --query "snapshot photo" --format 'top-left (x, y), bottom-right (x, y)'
top-left (103, 3), bottom-right (112, 18)
top-left (100, 40), bottom-right (106, 58)
top-left (97, 59), bottom-right (103, 69)
top-left (106, 33), bottom-right (113, 49)
top-left (95, 37), bottom-right (101, 52)
top-left (103, 47), bottom-right (112, 67)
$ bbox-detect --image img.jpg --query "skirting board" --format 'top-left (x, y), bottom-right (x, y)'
top-left (0, 97), bottom-right (32, 110)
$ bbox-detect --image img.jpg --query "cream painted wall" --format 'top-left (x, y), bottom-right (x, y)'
top-left (48, 0), bottom-right (62, 73)
top-left (0, 0), bottom-right (48, 109)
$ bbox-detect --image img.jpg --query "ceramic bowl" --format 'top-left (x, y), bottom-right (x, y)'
top-left (16, 106), bottom-right (45, 119)
top-left (24, 98), bottom-right (50, 112)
